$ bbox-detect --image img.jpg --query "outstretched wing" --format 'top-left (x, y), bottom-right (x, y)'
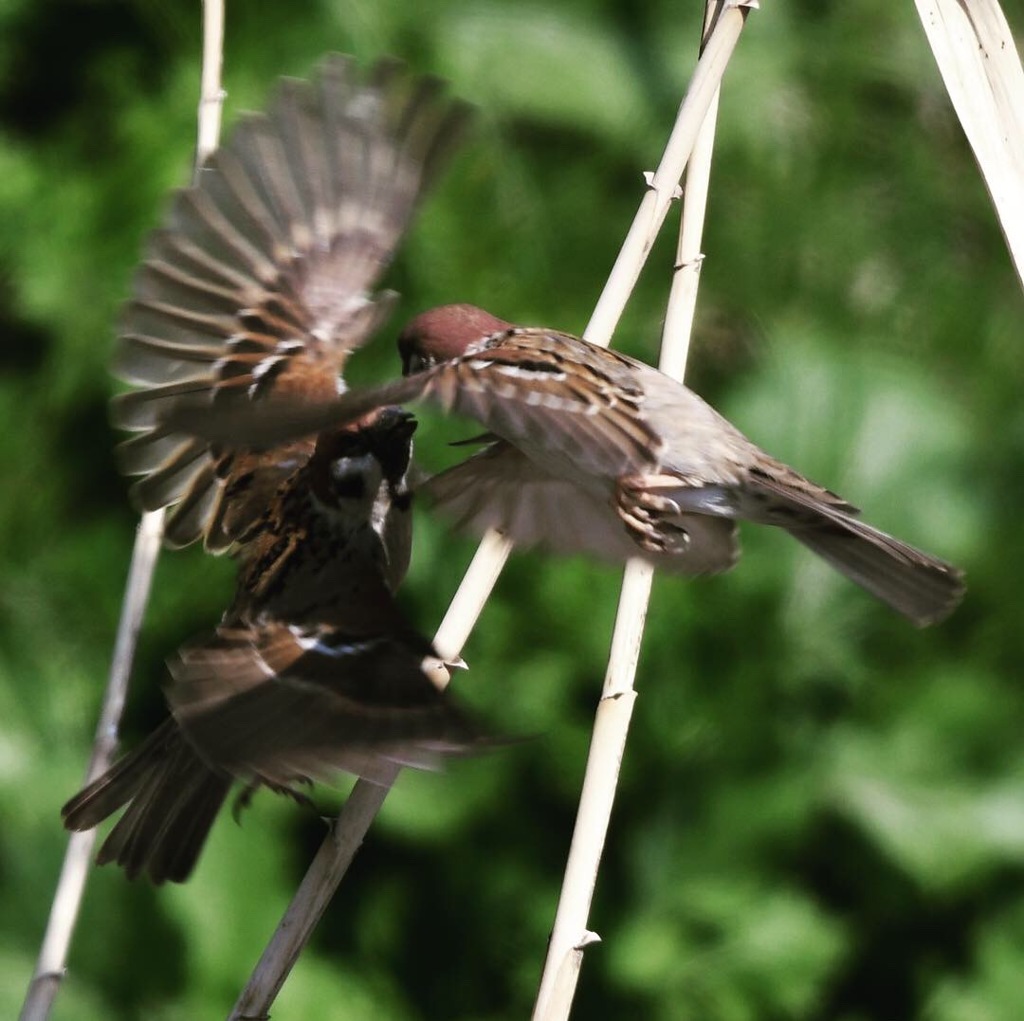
top-left (167, 624), bottom-right (488, 787)
top-left (160, 328), bottom-right (670, 481)
top-left (421, 440), bottom-right (739, 574)
top-left (111, 56), bottom-right (471, 550)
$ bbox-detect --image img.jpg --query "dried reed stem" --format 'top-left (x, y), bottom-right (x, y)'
top-left (21, 512), bottom-right (165, 1021)
top-left (532, 3), bottom-right (741, 1017)
top-left (19, 6), bottom-right (225, 1020)
top-left (914, 0), bottom-right (1024, 288)
top-left (583, 1), bottom-right (754, 347)
top-left (195, 0), bottom-right (226, 174)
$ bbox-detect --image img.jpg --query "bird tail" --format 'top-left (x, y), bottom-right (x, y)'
top-left (785, 516), bottom-right (963, 627)
top-left (684, 465), bottom-right (966, 627)
top-left (62, 719), bottom-right (231, 884)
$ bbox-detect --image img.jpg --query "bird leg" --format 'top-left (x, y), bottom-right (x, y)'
top-left (231, 776), bottom-right (317, 822)
top-left (615, 475), bottom-right (689, 554)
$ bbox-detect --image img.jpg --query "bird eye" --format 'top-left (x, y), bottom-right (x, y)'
top-left (403, 352), bottom-right (429, 376)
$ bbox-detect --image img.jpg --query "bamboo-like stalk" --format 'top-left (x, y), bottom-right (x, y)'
top-left (914, 0), bottom-right (1024, 289)
top-left (230, 3), bottom-right (754, 1017)
top-left (531, 4), bottom-right (739, 1017)
top-left (583, 1), bottom-right (754, 347)
top-left (20, 512), bottom-right (165, 1021)
top-left (194, 0), bottom-right (226, 175)
top-left (18, 7), bottom-right (225, 1021)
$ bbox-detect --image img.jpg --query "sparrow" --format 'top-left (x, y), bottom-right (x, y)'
top-left (110, 54), bottom-right (470, 551)
top-left (62, 620), bottom-right (483, 884)
top-left (64, 58), bottom-right (483, 883)
top-left (163, 303), bottom-right (965, 626)
top-left (63, 406), bottom-right (487, 883)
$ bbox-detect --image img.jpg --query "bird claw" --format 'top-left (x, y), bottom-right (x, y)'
top-left (231, 776), bottom-right (317, 822)
top-left (616, 476), bottom-right (688, 554)
top-left (269, 775), bottom-right (315, 811)
top-left (231, 782), bottom-right (259, 823)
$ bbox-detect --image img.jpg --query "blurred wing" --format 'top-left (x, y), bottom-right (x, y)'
top-left (422, 441), bottom-right (738, 574)
top-left (115, 436), bottom-right (314, 553)
top-left (167, 624), bottom-right (487, 787)
top-left (160, 328), bottom-right (669, 482)
top-left (414, 330), bottom-right (668, 478)
top-left (111, 55), bottom-right (471, 549)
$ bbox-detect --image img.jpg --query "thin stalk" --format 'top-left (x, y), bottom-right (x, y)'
top-left (531, 3), bottom-right (740, 1018)
top-left (21, 512), bottom-right (165, 1021)
top-left (914, 0), bottom-right (1024, 289)
top-left (195, 0), bottom-right (226, 174)
top-left (19, 6), bottom-right (225, 1020)
top-left (584, 0), bottom-right (754, 347)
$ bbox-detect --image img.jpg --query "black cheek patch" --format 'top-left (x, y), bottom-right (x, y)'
top-left (330, 470), bottom-right (367, 501)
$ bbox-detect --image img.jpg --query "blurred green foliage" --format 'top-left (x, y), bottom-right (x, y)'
top-left (1, 1), bottom-right (1021, 1018)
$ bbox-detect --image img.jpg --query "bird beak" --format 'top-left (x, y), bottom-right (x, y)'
top-left (376, 406), bottom-right (418, 438)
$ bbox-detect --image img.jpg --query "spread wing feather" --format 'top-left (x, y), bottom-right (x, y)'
top-left (421, 441), bottom-right (738, 574)
top-left (110, 55), bottom-right (470, 550)
top-left (168, 624), bottom-right (486, 786)
top-left (160, 328), bottom-right (668, 483)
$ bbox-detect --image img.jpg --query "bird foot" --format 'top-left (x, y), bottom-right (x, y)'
top-left (274, 777), bottom-right (317, 812)
top-left (232, 782), bottom-right (260, 822)
top-left (615, 475), bottom-right (688, 554)
top-left (231, 776), bottom-right (316, 822)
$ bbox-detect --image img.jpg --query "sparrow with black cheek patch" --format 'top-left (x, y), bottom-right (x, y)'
top-left (110, 54), bottom-right (470, 551)
top-left (62, 59), bottom-right (486, 884)
top-left (170, 303), bottom-right (965, 626)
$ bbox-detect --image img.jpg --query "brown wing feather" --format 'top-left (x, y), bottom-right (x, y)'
top-left (167, 624), bottom-right (487, 788)
top-left (62, 617), bottom-right (488, 882)
top-left (111, 56), bottom-right (470, 549)
top-left (421, 441), bottom-right (738, 574)
top-left (430, 330), bottom-right (666, 477)
top-left (157, 328), bottom-right (667, 483)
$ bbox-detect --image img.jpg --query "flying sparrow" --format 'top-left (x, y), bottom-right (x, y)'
top-left (62, 620), bottom-right (483, 883)
top-left (166, 303), bottom-right (965, 626)
top-left (62, 60), bottom-right (485, 884)
top-left (110, 55), bottom-right (470, 551)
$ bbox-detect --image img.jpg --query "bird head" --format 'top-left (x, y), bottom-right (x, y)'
top-left (397, 304), bottom-right (513, 374)
top-left (311, 407), bottom-right (416, 506)
top-left (361, 406), bottom-right (417, 484)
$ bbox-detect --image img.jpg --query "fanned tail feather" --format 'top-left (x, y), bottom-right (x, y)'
top-left (61, 720), bottom-right (231, 884)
